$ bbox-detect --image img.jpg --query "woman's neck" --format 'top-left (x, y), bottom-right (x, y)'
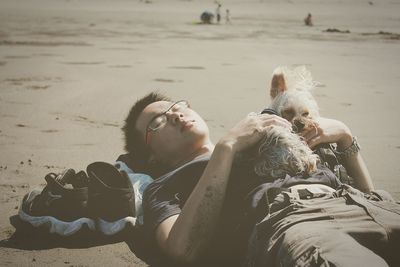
top-left (171, 142), bottom-right (215, 169)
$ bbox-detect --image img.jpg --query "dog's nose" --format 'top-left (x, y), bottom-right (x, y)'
top-left (293, 120), bottom-right (305, 132)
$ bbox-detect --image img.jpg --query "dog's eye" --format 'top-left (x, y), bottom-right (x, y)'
top-left (282, 109), bottom-right (295, 120)
top-left (302, 112), bottom-right (309, 116)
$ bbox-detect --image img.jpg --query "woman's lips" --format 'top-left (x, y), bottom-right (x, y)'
top-left (181, 120), bottom-right (195, 132)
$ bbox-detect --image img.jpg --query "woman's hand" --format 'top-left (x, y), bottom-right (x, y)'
top-left (302, 117), bottom-right (374, 193)
top-left (301, 117), bottom-right (353, 150)
top-left (219, 113), bottom-right (291, 153)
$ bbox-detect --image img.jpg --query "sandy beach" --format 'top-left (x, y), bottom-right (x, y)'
top-left (1, 0), bottom-right (400, 265)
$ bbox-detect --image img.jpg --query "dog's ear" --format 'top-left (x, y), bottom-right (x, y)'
top-left (270, 72), bottom-right (287, 99)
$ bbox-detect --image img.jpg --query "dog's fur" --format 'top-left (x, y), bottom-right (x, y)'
top-left (247, 66), bottom-right (321, 179)
top-left (253, 126), bottom-right (319, 179)
top-left (270, 66), bottom-right (320, 133)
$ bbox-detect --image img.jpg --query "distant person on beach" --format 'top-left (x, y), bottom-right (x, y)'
top-left (225, 9), bottom-right (231, 24)
top-left (122, 91), bottom-right (400, 266)
top-left (304, 13), bottom-right (313, 26)
top-left (200, 11), bottom-right (214, 24)
top-left (216, 3), bottom-right (221, 23)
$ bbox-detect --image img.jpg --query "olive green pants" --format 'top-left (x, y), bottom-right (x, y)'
top-left (244, 185), bottom-right (400, 267)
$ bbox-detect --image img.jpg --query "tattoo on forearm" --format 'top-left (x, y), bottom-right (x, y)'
top-left (186, 185), bottom-right (224, 251)
top-left (205, 186), bottom-right (213, 198)
top-left (187, 200), bottom-right (214, 253)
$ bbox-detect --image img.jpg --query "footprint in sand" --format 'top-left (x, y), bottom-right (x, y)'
top-left (108, 65), bottom-right (132, 68)
top-left (323, 28), bottom-right (351, 34)
top-left (361, 31), bottom-right (400, 40)
top-left (75, 116), bottom-right (97, 124)
top-left (3, 77), bottom-right (60, 89)
top-left (32, 53), bottom-right (61, 57)
top-left (340, 103), bottom-right (352, 106)
top-left (41, 129), bottom-right (58, 133)
top-left (102, 122), bottom-right (119, 127)
top-left (4, 55), bottom-right (30, 59)
top-left (168, 66), bottom-right (205, 70)
top-left (72, 143), bottom-right (95, 147)
top-left (60, 61), bottom-right (104, 65)
top-left (44, 164), bottom-right (66, 169)
top-left (102, 47), bottom-right (136, 51)
top-left (27, 85), bottom-right (50, 90)
top-left (245, 88), bottom-right (257, 91)
top-left (315, 93), bottom-right (328, 98)
top-left (4, 100), bottom-right (31, 105)
top-left (0, 61), bottom-right (7, 66)
top-left (154, 78), bottom-right (176, 83)
top-left (74, 115), bottom-right (119, 128)
top-left (0, 40), bottom-right (91, 47)
top-left (292, 63), bottom-right (313, 67)
top-left (4, 77), bottom-right (61, 83)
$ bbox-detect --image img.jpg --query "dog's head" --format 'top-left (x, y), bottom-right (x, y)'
top-left (253, 126), bottom-right (319, 179)
top-left (269, 66), bottom-right (320, 133)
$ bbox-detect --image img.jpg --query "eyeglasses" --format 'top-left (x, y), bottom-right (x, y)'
top-left (145, 100), bottom-right (190, 145)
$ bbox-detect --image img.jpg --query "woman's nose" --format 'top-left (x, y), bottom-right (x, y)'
top-left (168, 112), bottom-right (183, 124)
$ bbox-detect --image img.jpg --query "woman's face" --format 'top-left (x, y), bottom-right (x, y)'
top-left (136, 100), bottom-right (211, 165)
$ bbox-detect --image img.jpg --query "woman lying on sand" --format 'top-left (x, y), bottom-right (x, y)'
top-left (121, 90), bottom-right (400, 266)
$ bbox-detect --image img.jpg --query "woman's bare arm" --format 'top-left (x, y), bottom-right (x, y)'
top-left (304, 117), bottom-right (374, 193)
top-left (155, 114), bottom-right (291, 263)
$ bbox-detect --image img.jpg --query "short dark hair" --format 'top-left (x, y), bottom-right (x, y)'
top-left (123, 91), bottom-right (171, 160)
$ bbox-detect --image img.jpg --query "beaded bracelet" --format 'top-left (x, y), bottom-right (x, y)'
top-left (334, 136), bottom-right (361, 160)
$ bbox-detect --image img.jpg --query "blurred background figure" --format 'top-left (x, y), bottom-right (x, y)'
top-left (304, 13), bottom-right (313, 26)
top-left (225, 9), bottom-right (231, 24)
top-left (200, 11), bottom-right (214, 24)
top-left (215, 3), bottom-right (221, 23)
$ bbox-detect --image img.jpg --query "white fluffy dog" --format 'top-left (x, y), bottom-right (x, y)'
top-left (252, 126), bottom-right (319, 179)
top-left (245, 66), bottom-right (321, 179)
top-left (269, 66), bottom-right (320, 133)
